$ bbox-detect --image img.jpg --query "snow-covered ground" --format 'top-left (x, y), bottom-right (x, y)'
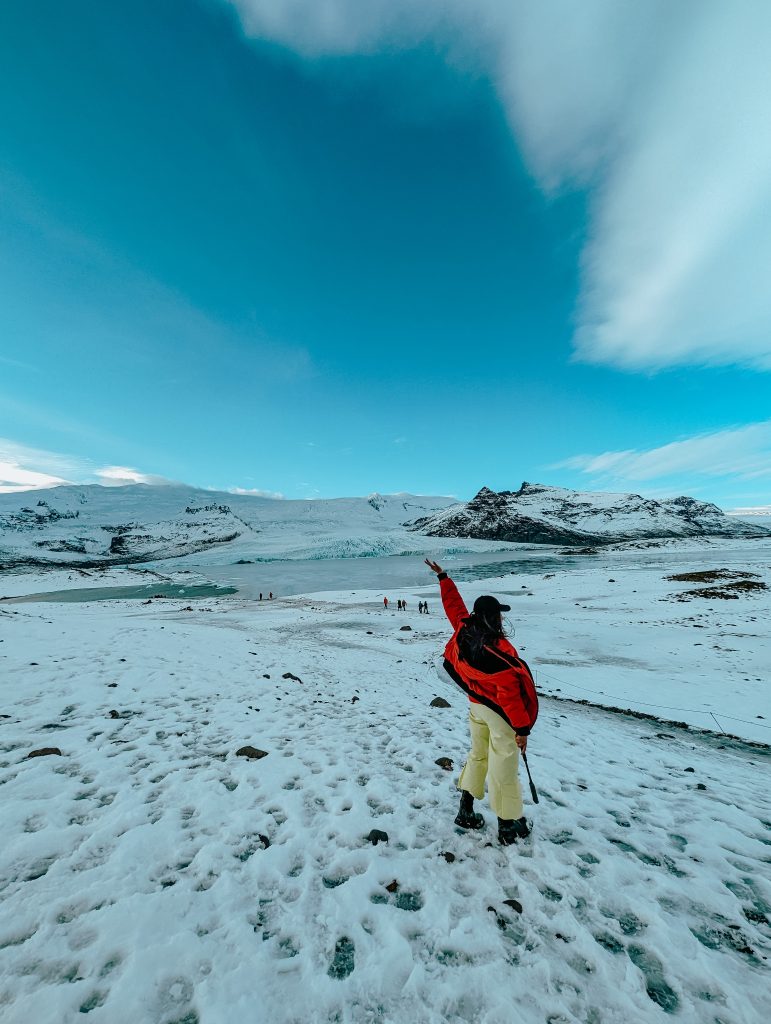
top-left (1, 558), bottom-right (769, 1023)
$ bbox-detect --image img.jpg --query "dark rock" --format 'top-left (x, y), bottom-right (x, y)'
top-left (27, 747), bottom-right (62, 758)
top-left (351, 696), bottom-right (359, 703)
top-left (282, 672), bottom-right (303, 683)
top-left (263, 674), bottom-right (270, 679)
top-left (107, 682), bottom-right (117, 688)
top-left (385, 879), bottom-right (399, 893)
top-left (696, 783), bottom-right (707, 790)
top-left (608, 579), bottom-right (616, 583)
top-left (434, 757), bottom-right (453, 771)
top-left (366, 631), bottom-right (373, 635)
top-left (258, 834), bottom-right (271, 848)
top-left (743, 907), bottom-right (769, 926)
top-left (430, 697), bottom-right (451, 708)
top-left (439, 851), bottom-right (456, 863)
top-left (503, 898), bottom-right (523, 914)
top-left (109, 710), bottom-right (121, 719)
top-left (236, 745), bottom-right (269, 760)
top-left (684, 766), bottom-right (695, 773)
top-left (399, 625), bottom-right (412, 631)
top-left (366, 829), bottom-right (389, 845)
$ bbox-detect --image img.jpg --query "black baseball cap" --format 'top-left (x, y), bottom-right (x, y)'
top-left (473, 595), bottom-right (511, 615)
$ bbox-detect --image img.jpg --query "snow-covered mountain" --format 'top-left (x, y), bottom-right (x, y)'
top-left (410, 482), bottom-right (771, 545)
top-left (2, 480), bottom-right (768, 571)
top-left (0, 484), bottom-right (457, 570)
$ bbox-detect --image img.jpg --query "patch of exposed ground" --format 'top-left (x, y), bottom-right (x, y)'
top-left (664, 568), bottom-right (768, 602)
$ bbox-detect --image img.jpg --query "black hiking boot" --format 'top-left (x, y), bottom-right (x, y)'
top-left (498, 816), bottom-right (530, 845)
top-left (454, 791), bottom-right (484, 830)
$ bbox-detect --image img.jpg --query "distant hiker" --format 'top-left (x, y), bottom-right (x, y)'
top-left (384, 597), bottom-right (389, 609)
top-left (402, 599), bottom-right (407, 610)
top-left (418, 600), bottom-right (424, 613)
top-left (269, 592), bottom-right (273, 600)
top-left (397, 599), bottom-right (403, 611)
top-left (423, 601), bottom-right (429, 614)
top-left (426, 558), bottom-right (538, 845)
top-left (259, 593), bottom-right (263, 601)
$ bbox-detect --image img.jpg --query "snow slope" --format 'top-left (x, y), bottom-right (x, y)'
top-left (413, 484), bottom-right (771, 545)
top-left (1, 583), bottom-right (769, 1023)
top-left (0, 485), bottom-right (459, 570)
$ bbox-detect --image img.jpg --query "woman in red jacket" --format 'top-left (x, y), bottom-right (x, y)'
top-left (426, 559), bottom-right (538, 845)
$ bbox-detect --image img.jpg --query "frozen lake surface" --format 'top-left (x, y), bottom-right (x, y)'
top-left (2, 582), bottom-right (237, 604)
top-left (7, 540), bottom-right (770, 603)
top-left (180, 541), bottom-right (771, 600)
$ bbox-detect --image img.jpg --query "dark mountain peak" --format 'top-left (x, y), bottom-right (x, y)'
top-left (515, 481), bottom-right (551, 497)
top-left (410, 481), bottom-right (770, 544)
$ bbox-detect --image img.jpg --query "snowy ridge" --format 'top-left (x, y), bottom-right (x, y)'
top-left (0, 485), bottom-right (458, 570)
top-left (2, 482), bottom-right (768, 572)
top-left (412, 482), bottom-right (771, 545)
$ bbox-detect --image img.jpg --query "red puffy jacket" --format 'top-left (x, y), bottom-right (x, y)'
top-left (439, 574), bottom-right (538, 736)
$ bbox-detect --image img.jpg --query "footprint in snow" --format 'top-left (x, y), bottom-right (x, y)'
top-left (328, 936), bottom-right (355, 979)
top-left (626, 944), bottom-right (680, 1014)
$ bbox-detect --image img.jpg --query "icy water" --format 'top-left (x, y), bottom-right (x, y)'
top-left (186, 549), bottom-right (599, 598)
top-left (9, 540), bottom-right (770, 603)
top-left (183, 541), bottom-right (771, 598)
top-left (4, 582), bottom-right (237, 604)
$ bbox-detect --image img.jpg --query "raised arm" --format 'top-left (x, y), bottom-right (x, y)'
top-left (425, 559), bottom-right (469, 630)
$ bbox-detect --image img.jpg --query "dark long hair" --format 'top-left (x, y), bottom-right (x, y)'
top-left (457, 610), bottom-right (505, 666)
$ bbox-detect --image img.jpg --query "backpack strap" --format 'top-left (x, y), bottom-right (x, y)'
top-left (483, 644), bottom-right (536, 686)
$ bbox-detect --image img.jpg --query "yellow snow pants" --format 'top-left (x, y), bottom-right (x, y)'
top-left (457, 702), bottom-right (523, 820)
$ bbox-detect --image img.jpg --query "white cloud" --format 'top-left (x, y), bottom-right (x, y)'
top-left (95, 466), bottom-right (178, 487)
top-left (0, 438), bottom-right (80, 493)
top-left (553, 420), bottom-right (771, 486)
top-left (727, 506), bottom-right (771, 517)
top-left (227, 0), bottom-right (771, 372)
top-left (0, 462), bottom-right (69, 493)
top-left (0, 439), bottom-right (181, 493)
top-left (228, 486), bottom-right (285, 499)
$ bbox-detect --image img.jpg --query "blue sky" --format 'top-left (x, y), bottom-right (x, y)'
top-left (1, 0), bottom-right (770, 508)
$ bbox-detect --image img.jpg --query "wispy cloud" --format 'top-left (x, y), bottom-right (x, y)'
top-left (228, 0), bottom-right (771, 373)
top-left (0, 354), bottom-right (39, 373)
top-left (1, 170), bottom-right (314, 387)
top-left (0, 462), bottom-right (70, 493)
top-left (95, 466), bottom-right (179, 487)
top-left (228, 486), bottom-right (285, 499)
top-left (0, 438), bottom-right (81, 492)
top-left (0, 439), bottom-right (179, 493)
top-left (552, 420), bottom-right (771, 490)
top-left (727, 505), bottom-right (771, 517)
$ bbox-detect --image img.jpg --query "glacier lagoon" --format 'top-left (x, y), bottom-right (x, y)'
top-left (176, 541), bottom-right (770, 599)
top-left (8, 540), bottom-right (769, 603)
